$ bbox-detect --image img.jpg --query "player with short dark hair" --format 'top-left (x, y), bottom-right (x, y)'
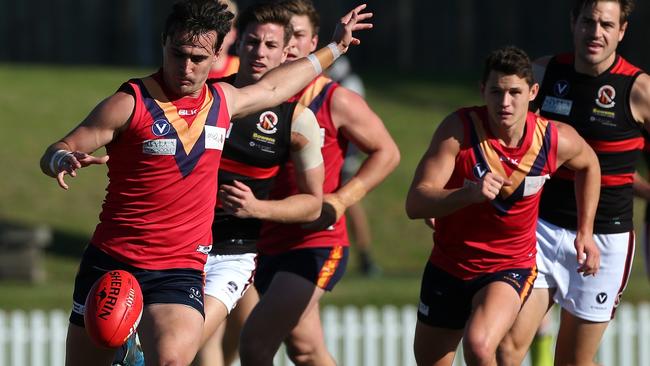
top-left (39, 0), bottom-right (372, 364)
top-left (407, 45), bottom-right (601, 366)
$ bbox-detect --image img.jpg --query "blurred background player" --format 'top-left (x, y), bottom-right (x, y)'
top-left (208, 0), bottom-right (239, 79)
top-left (195, 2), bottom-right (324, 366)
top-left (499, 1), bottom-right (650, 365)
top-left (238, 0), bottom-right (400, 364)
top-left (326, 55), bottom-right (381, 276)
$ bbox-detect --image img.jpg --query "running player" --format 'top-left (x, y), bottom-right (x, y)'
top-left (406, 46), bottom-right (601, 366)
top-left (195, 3), bottom-right (324, 365)
top-left (39, 0), bottom-right (372, 364)
top-left (498, 1), bottom-right (650, 365)
top-left (238, 1), bottom-right (401, 365)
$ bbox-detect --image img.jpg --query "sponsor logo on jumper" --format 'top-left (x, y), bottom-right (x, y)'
top-left (152, 119), bottom-right (171, 136)
top-left (500, 155), bottom-right (519, 166)
top-left (205, 126), bottom-right (226, 150)
top-left (178, 108), bottom-right (198, 116)
top-left (252, 132), bottom-right (277, 144)
top-left (143, 139), bottom-right (177, 155)
top-left (541, 96), bottom-right (572, 116)
top-left (418, 302), bottom-right (430, 316)
top-left (256, 111), bottom-right (279, 134)
top-left (595, 85), bottom-right (616, 108)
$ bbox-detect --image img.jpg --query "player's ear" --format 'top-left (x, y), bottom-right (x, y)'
top-left (529, 83), bottom-right (539, 101)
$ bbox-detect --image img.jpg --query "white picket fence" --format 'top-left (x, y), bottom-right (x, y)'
top-left (1, 303), bottom-right (650, 366)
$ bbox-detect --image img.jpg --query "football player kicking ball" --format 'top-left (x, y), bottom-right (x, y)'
top-left (405, 46), bottom-right (601, 366)
top-left (39, 0), bottom-right (372, 365)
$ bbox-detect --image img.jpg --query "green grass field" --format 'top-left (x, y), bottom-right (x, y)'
top-left (1, 63), bottom-right (649, 311)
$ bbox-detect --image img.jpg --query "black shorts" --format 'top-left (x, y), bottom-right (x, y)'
top-left (69, 245), bottom-right (205, 327)
top-left (417, 262), bottom-right (537, 329)
top-left (255, 246), bottom-right (349, 295)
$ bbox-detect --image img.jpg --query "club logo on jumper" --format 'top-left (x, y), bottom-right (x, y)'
top-left (595, 85), bottom-right (616, 109)
top-left (151, 119), bottom-right (171, 137)
top-left (256, 111), bottom-right (279, 134)
top-left (554, 80), bottom-right (570, 97)
top-left (472, 163), bottom-right (488, 179)
top-left (596, 292), bottom-right (608, 304)
top-left (178, 108), bottom-right (198, 116)
top-left (189, 287), bottom-right (203, 306)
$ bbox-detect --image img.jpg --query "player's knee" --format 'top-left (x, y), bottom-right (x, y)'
top-left (285, 340), bottom-right (319, 365)
top-left (463, 334), bottom-right (496, 365)
top-left (496, 335), bottom-right (526, 366)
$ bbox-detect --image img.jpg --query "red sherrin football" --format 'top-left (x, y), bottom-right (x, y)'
top-left (84, 270), bottom-right (143, 348)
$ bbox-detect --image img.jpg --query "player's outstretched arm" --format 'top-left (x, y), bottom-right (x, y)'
top-left (555, 121), bottom-right (601, 276)
top-left (39, 91), bottom-right (133, 190)
top-left (222, 4), bottom-right (373, 119)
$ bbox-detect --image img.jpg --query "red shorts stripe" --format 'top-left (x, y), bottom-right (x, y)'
top-left (611, 231), bottom-right (635, 319)
top-left (553, 169), bottom-right (634, 186)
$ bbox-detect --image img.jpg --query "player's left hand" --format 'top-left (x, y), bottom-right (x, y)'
top-left (331, 4), bottom-right (373, 54)
top-left (301, 193), bottom-right (346, 231)
top-left (218, 180), bottom-right (260, 219)
top-left (574, 233), bottom-right (600, 276)
top-left (56, 151), bottom-right (109, 190)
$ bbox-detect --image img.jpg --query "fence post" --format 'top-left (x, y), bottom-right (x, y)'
top-left (343, 306), bottom-right (360, 366)
top-left (323, 305), bottom-right (340, 362)
top-left (362, 305), bottom-right (379, 366)
top-left (401, 305), bottom-right (417, 366)
top-left (382, 305), bottom-right (399, 366)
top-left (618, 304), bottom-right (634, 366)
top-left (639, 303), bottom-right (650, 366)
top-left (10, 310), bottom-right (27, 366)
top-left (30, 310), bottom-right (47, 366)
top-left (0, 310), bottom-right (5, 366)
top-left (49, 309), bottom-right (67, 366)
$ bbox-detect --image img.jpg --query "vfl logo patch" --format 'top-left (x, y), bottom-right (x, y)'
top-left (596, 292), bottom-right (608, 304)
top-left (472, 163), bottom-right (488, 179)
top-left (595, 85), bottom-right (616, 109)
top-left (257, 111), bottom-right (279, 134)
top-left (554, 80), bottom-right (570, 97)
top-left (152, 119), bottom-right (171, 137)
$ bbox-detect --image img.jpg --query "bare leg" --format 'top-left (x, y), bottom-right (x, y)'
top-left (413, 320), bottom-right (464, 366)
top-left (554, 309), bottom-right (608, 366)
top-left (65, 323), bottom-right (115, 366)
top-left (498, 288), bottom-right (555, 366)
top-left (239, 272), bottom-right (325, 366)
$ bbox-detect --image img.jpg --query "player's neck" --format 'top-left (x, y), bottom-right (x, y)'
top-left (489, 119), bottom-right (526, 148)
top-left (574, 52), bottom-right (617, 77)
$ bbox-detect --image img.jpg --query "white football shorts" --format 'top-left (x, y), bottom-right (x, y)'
top-left (204, 253), bottom-right (257, 313)
top-left (535, 218), bottom-right (635, 322)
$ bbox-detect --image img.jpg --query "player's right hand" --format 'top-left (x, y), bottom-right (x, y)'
top-left (574, 233), bottom-right (600, 276)
top-left (331, 4), bottom-right (373, 54)
top-left (468, 172), bottom-right (512, 202)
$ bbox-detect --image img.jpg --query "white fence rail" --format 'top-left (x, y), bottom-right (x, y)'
top-left (1, 303), bottom-right (649, 366)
